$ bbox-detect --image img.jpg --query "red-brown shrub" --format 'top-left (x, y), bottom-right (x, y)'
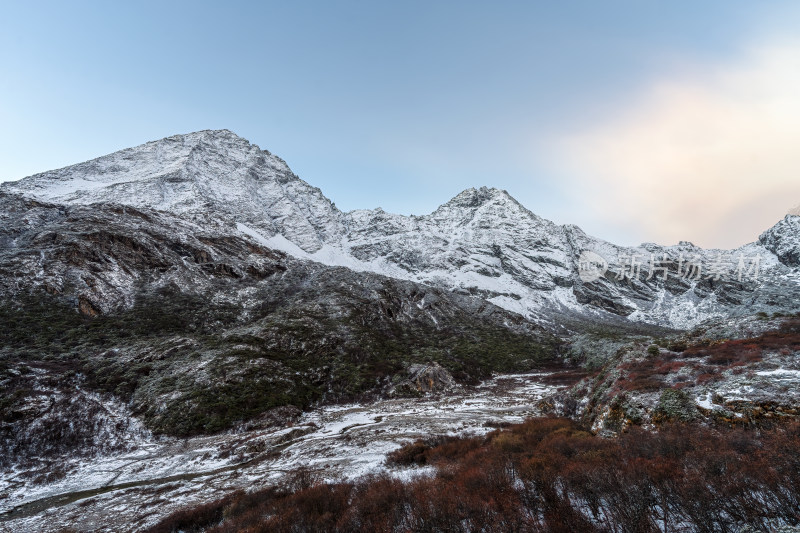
top-left (695, 372), bottom-right (719, 385)
top-left (148, 418), bottom-right (800, 533)
top-left (683, 319), bottom-right (800, 368)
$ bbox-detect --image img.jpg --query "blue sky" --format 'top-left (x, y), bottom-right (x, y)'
top-left (2, 1), bottom-right (799, 247)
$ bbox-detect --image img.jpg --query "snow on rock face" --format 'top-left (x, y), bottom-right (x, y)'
top-left (4, 130), bottom-right (800, 329)
top-left (338, 186), bottom-right (800, 329)
top-left (760, 215), bottom-right (800, 267)
top-left (1, 130), bottom-right (343, 253)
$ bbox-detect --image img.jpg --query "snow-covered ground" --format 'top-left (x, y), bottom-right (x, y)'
top-left (0, 372), bottom-right (563, 533)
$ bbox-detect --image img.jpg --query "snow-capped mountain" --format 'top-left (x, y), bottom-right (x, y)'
top-left (3, 129), bottom-right (799, 329)
top-left (5, 130), bottom-right (344, 253)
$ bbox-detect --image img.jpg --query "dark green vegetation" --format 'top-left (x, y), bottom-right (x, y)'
top-left (0, 283), bottom-right (560, 439)
top-left (147, 417), bottom-right (800, 533)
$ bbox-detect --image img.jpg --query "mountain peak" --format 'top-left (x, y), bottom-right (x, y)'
top-left (0, 130), bottom-right (347, 252)
top-left (165, 129), bottom-right (254, 149)
top-left (446, 186), bottom-right (515, 208)
top-left (2, 129), bottom-right (262, 195)
top-left (431, 186), bottom-right (547, 228)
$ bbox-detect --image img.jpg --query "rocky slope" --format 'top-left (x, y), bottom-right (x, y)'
top-left (555, 313), bottom-right (800, 437)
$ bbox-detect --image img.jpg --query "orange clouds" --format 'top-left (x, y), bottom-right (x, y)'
top-left (555, 41), bottom-right (800, 249)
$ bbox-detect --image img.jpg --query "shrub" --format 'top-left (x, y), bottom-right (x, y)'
top-left (652, 388), bottom-right (698, 423)
top-left (148, 417), bottom-right (800, 533)
top-left (682, 321), bottom-right (800, 368)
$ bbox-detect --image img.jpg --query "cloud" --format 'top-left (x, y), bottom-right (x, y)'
top-left (554, 40), bottom-right (800, 249)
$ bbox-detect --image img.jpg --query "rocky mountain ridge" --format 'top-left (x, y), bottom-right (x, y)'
top-left (4, 129), bottom-right (799, 329)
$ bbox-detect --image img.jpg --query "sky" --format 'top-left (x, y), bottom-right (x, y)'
top-left (2, 1), bottom-right (800, 248)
